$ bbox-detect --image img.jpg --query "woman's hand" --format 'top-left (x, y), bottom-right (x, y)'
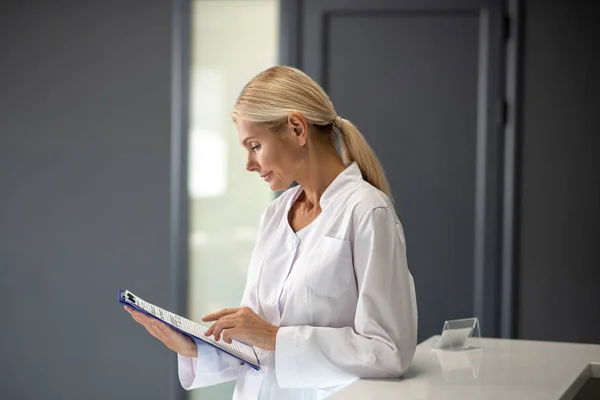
top-left (202, 307), bottom-right (279, 350)
top-left (124, 305), bottom-right (198, 358)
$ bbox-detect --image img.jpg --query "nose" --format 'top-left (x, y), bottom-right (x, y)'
top-left (246, 158), bottom-right (259, 172)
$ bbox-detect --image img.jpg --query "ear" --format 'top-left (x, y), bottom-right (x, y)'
top-left (287, 112), bottom-right (309, 146)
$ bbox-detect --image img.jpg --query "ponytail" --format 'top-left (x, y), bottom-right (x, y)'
top-left (334, 117), bottom-right (393, 200)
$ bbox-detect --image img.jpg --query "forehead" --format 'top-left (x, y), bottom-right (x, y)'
top-left (236, 119), bottom-right (271, 144)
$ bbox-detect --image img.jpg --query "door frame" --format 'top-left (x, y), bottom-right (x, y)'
top-left (171, 0), bottom-right (191, 399)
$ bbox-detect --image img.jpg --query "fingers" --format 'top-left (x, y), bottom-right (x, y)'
top-left (154, 321), bottom-right (174, 336)
top-left (125, 307), bottom-right (151, 324)
top-left (205, 316), bottom-right (237, 341)
top-left (123, 306), bottom-right (196, 355)
top-left (125, 306), bottom-right (147, 324)
top-left (125, 306), bottom-right (163, 333)
top-left (144, 322), bottom-right (163, 340)
top-left (202, 308), bottom-right (241, 322)
top-left (222, 328), bottom-right (240, 344)
top-left (133, 314), bottom-right (171, 344)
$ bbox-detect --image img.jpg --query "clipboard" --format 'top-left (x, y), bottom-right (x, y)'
top-left (118, 289), bottom-right (260, 371)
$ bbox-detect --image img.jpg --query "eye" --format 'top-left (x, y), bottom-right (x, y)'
top-left (251, 144), bottom-right (261, 152)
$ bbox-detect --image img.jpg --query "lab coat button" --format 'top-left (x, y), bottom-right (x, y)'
top-left (367, 353), bottom-right (376, 364)
top-left (287, 242), bottom-right (294, 251)
top-left (268, 295), bottom-right (276, 304)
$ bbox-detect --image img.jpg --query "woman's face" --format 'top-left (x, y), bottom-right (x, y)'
top-left (237, 118), bottom-right (298, 191)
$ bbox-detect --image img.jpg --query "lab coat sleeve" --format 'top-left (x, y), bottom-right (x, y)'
top-left (275, 206), bottom-right (418, 388)
top-left (178, 211), bottom-right (269, 390)
top-left (178, 338), bottom-right (243, 390)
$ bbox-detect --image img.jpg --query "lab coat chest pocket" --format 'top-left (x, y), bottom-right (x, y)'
top-left (304, 236), bottom-right (353, 298)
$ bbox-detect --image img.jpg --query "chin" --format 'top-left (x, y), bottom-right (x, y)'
top-left (269, 182), bottom-right (288, 192)
top-left (269, 178), bottom-right (292, 192)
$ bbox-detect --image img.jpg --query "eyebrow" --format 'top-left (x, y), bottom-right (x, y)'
top-left (241, 137), bottom-right (257, 146)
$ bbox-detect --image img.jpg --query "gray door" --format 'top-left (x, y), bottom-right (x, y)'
top-left (281, 0), bottom-right (505, 341)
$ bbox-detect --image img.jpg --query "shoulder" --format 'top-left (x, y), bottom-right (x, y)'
top-left (343, 180), bottom-right (397, 223)
top-left (342, 181), bottom-right (407, 245)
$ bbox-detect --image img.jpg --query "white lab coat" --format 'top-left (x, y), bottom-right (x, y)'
top-left (178, 162), bottom-right (418, 399)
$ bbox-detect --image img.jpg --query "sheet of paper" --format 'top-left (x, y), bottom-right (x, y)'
top-left (124, 290), bottom-right (258, 366)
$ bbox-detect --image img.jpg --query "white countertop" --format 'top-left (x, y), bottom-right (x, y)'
top-left (328, 336), bottom-right (600, 400)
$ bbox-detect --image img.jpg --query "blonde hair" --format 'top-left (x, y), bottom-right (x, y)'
top-left (232, 66), bottom-right (392, 199)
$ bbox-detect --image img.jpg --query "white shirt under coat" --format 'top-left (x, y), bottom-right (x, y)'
top-left (178, 162), bottom-right (418, 400)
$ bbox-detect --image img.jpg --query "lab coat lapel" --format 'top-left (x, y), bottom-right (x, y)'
top-left (258, 196), bottom-right (300, 327)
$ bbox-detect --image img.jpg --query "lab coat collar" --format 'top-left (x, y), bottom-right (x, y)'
top-left (320, 161), bottom-right (362, 209)
top-left (286, 162), bottom-right (363, 211)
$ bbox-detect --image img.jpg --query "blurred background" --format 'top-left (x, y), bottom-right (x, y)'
top-left (0, 0), bottom-right (598, 399)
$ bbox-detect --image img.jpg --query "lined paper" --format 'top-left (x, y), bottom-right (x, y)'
top-left (124, 290), bottom-right (258, 366)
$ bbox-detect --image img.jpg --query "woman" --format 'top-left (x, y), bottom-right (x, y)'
top-left (125, 66), bottom-right (418, 399)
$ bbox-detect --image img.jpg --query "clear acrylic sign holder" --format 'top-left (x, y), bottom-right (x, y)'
top-left (432, 317), bottom-right (481, 351)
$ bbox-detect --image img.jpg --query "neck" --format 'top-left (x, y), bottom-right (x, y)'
top-left (294, 145), bottom-right (346, 208)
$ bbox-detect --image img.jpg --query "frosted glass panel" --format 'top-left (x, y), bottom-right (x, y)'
top-left (188, 1), bottom-right (278, 399)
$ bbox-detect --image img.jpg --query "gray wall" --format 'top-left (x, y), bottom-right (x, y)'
top-left (517, 0), bottom-right (600, 344)
top-left (0, 1), bottom-right (185, 398)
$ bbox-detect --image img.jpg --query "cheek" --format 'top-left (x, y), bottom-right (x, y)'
top-left (257, 140), bottom-right (295, 179)
top-left (257, 146), bottom-right (282, 169)
top-left (255, 151), bottom-right (270, 167)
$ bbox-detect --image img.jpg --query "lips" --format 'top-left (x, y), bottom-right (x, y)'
top-left (261, 172), bottom-right (273, 181)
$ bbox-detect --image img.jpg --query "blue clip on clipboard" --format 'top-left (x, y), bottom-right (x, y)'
top-left (118, 289), bottom-right (260, 371)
